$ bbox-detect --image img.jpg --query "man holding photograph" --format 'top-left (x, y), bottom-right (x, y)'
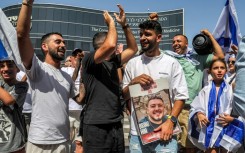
top-left (122, 20), bottom-right (189, 153)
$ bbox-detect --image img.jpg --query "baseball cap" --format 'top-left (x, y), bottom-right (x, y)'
top-left (0, 57), bottom-right (15, 63)
top-left (0, 57), bottom-right (17, 67)
top-left (72, 48), bottom-right (83, 57)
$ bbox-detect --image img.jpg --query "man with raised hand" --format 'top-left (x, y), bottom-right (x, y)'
top-left (16, 0), bottom-right (85, 152)
top-left (81, 4), bottom-right (138, 153)
top-left (169, 30), bottom-right (224, 153)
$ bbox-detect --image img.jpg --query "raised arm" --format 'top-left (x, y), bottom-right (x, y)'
top-left (73, 83), bottom-right (85, 104)
top-left (114, 4), bottom-right (138, 64)
top-left (94, 11), bottom-right (117, 64)
top-left (16, 0), bottom-right (35, 69)
top-left (72, 53), bottom-right (83, 81)
top-left (73, 70), bottom-right (86, 104)
top-left (201, 29), bottom-right (225, 60)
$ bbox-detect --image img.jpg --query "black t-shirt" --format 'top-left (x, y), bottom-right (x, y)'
top-left (82, 52), bottom-right (123, 124)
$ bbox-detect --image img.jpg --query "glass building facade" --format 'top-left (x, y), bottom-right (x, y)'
top-left (3, 4), bottom-right (183, 61)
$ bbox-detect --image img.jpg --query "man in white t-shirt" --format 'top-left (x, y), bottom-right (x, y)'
top-left (122, 20), bottom-right (189, 153)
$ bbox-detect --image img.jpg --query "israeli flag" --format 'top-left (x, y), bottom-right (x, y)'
top-left (0, 8), bottom-right (23, 70)
top-left (189, 114), bottom-right (245, 152)
top-left (212, 0), bottom-right (242, 53)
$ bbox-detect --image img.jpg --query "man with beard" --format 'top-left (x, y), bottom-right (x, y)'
top-left (16, 0), bottom-right (85, 152)
top-left (139, 97), bottom-right (166, 133)
top-left (122, 20), bottom-right (188, 153)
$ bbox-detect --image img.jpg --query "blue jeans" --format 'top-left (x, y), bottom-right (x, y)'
top-left (129, 134), bottom-right (178, 153)
top-left (233, 36), bottom-right (245, 118)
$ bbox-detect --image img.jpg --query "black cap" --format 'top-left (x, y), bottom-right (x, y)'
top-left (72, 48), bottom-right (83, 57)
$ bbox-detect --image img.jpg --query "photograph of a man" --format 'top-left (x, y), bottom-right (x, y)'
top-left (138, 96), bottom-right (168, 144)
top-left (139, 96), bottom-right (166, 132)
top-left (147, 97), bottom-right (166, 124)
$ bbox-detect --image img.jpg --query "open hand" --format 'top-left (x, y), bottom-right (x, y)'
top-left (103, 11), bottom-right (114, 26)
top-left (154, 119), bottom-right (174, 141)
top-left (114, 4), bottom-right (126, 27)
top-left (197, 112), bottom-right (209, 128)
top-left (130, 74), bottom-right (154, 86)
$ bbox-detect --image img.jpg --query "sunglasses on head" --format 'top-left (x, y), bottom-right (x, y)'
top-left (227, 60), bottom-right (235, 64)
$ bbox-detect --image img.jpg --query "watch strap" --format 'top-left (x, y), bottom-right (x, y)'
top-left (166, 115), bottom-right (177, 126)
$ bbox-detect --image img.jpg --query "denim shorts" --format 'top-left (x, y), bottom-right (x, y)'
top-left (130, 134), bottom-right (178, 153)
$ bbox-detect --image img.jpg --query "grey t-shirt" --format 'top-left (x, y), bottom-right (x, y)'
top-left (26, 55), bottom-right (78, 144)
top-left (0, 80), bottom-right (28, 152)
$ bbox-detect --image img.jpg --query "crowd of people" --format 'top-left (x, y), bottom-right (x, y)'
top-left (1, 0), bottom-right (245, 153)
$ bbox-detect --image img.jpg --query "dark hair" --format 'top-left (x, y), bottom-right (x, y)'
top-left (92, 32), bottom-right (107, 51)
top-left (41, 32), bottom-right (63, 44)
top-left (139, 20), bottom-right (162, 35)
top-left (174, 34), bottom-right (188, 43)
top-left (209, 59), bottom-right (227, 71)
top-left (0, 60), bottom-right (16, 65)
top-left (146, 95), bottom-right (164, 106)
top-left (72, 48), bottom-right (83, 57)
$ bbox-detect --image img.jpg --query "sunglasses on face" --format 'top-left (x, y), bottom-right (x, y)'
top-left (227, 61), bottom-right (235, 64)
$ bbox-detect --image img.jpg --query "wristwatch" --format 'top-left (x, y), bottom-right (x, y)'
top-left (166, 115), bottom-right (177, 126)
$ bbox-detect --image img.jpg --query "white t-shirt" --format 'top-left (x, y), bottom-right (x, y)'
top-left (122, 52), bottom-right (189, 135)
top-left (16, 71), bottom-right (25, 81)
top-left (61, 66), bottom-right (83, 110)
top-left (25, 55), bottom-right (78, 144)
top-left (22, 80), bottom-right (32, 113)
top-left (16, 71), bottom-right (32, 113)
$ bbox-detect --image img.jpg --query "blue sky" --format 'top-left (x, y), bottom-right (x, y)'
top-left (1, 0), bottom-right (245, 47)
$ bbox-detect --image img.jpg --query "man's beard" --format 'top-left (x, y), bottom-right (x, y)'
top-left (141, 41), bottom-right (155, 53)
top-left (49, 48), bottom-right (65, 61)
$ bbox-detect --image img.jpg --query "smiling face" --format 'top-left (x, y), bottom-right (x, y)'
top-left (227, 57), bottom-right (236, 73)
top-left (0, 60), bottom-right (18, 83)
top-left (42, 34), bottom-right (66, 61)
top-left (209, 60), bottom-right (227, 84)
top-left (146, 98), bottom-right (165, 124)
top-left (140, 29), bottom-right (157, 52)
top-left (139, 29), bottom-right (162, 56)
top-left (172, 35), bottom-right (188, 55)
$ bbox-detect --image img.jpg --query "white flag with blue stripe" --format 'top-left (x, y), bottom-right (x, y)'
top-left (212, 0), bottom-right (242, 53)
top-left (0, 8), bottom-right (23, 70)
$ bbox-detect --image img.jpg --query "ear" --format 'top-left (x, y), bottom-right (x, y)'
top-left (185, 42), bottom-right (188, 48)
top-left (41, 43), bottom-right (48, 54)
top-left (156, 34), bottom-right (162, 43)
